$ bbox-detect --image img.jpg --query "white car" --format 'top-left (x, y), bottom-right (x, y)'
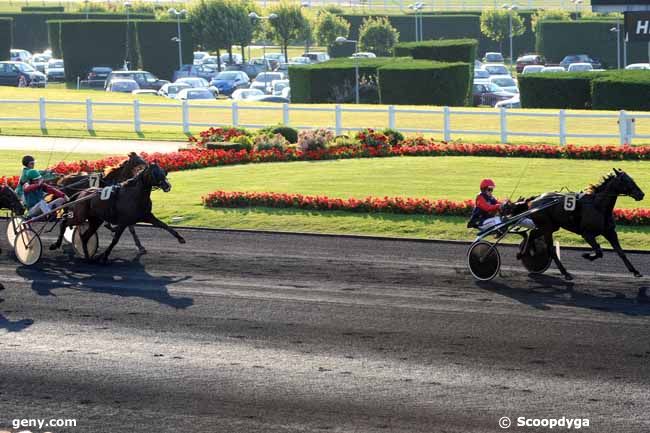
top-left (231, 88), bottom-right (264, 101)
top-left (10, 49), bottom-right (32, 63)
top-left (483, 52), bottom-right (505, 63)
top-left (541, 66), bottom-right (566, 73)
top-left (521, 65), bottom-right (544, 74)
top-left (351, 52), bottom-right (376, 58)
top-left (625, 63), bottom-right (650, 70)
top-left (271, 79), bottom-right (290, 96)
top-left (174, 77), bottom-right (210, 88)
top-left (280, 86), bottom-right (290, 100)
top-left (474, 68), bottom-right (490, 80)
top-left (220, 53), bottom-right (243, 65)
top-left (264, 53), bottom-right (286, 64)
top-left (489, 76), bottom-right (518, 94)
top-left (45, 58), bottom-right (65, 81)
top-left (30, 53), bottom-right (51, 73)
top-left (290, 56), bottom-right (311, 64)
top-left (193, 51), bottom-right (209, 65)
top-left (106, 79), bottom-right (139, 93)
top-left (484, 63), bottom-right (511, 78)
top-left (495, 95), bottom-right (520, 108)
top-left (302, 52), bottom-right (330, 63)
top-left (158, 82), bottom-right (192, 99)
top-left (250, 72), bottom-right (284, 94)
top-left (177, 88), bottom-right (216, 100)
top-left (567, 62), bottom-right (593, 72)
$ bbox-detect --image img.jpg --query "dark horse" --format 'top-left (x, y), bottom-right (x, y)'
top-left (508, 169), bottom-right (645, 280)
top-left (50, 152), bottom-right (149, 253)
top-left (69, 163), bottom-right (186, 263)
top-left (0, 185), bottom-right (25, 254)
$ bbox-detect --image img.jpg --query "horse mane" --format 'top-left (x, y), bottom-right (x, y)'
top-left (585, 172), bottom-right (616, 195)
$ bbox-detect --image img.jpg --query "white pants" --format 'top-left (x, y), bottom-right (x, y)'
top-left (28, 197), bottom-right (65, 218)
top-left (479, 216), bottom-right (535, 231)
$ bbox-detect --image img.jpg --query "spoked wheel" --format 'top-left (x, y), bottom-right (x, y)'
top-left (520, 236), bottom-right (552, 274)
top-left (467, 241), bottom-right (501, 281)
top-left (72, 223), bottom-right (99, 259)
top-left (6, 217), bottom-right (24, 248)
top-left (14, 227), bottom-right (42, 266)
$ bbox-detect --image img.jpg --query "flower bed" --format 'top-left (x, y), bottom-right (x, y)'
top-left (202, 190), bottom-right (650, 226)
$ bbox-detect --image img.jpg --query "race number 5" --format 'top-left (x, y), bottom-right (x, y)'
top-left (564, 195), bottom-right (577, 211)
top-left (89, 173), bottom-right (101, 188)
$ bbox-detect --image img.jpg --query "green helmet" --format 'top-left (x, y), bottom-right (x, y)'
top-left (24, 169), bottom-right (42, 182)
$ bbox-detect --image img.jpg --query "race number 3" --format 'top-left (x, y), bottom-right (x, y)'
top-left (89, 173), bottom-right (101, 188)
top-left (564, 195), bottom-right (577, 211)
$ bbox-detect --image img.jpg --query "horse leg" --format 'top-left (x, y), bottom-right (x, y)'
top-left (603, 228), bottom-right (642, 277)
top-left (128, 225), bottom-right (147, 254)
top-left (97, 224), bottom-right (127, 264)
top-left (142, 214), bottom-right (186, 244)
top-left (580, 232), bottom-right (603, 261)
top-left (544, 231), bottom-right (573, 280)
top-left (50, 218), bottom-right (67, 250)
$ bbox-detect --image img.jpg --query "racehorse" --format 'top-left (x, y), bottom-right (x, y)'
top-left (50, 152), bottom-right (149, 253)
top-left (0, 185), bottom-right (25, 254)
top-left (507, 169), bottom-right (645, 280)
top-left (69, 163), bottom-right (186, 263)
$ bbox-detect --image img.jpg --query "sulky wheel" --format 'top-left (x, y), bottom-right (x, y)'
top-left (6, 217), bottom-right (24, 248)
top-left (72, 223), bottom-right (99, 259)
top-left (14, 227), bottom-right (42, 266)
top-left (519, 237), bottom-right (552, 274)
top-left (467, 241), bottom-right (501, 281)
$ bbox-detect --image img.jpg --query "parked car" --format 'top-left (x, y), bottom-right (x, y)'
top-left (226, 58), bottom-right (273, 79)
top-left (472, 82), bottom-right (515, 107)
top-left (483, 52), bottom-right (504, 63)
top-left (45, 59), bottom-right (65, 82)
top-left (10, 49), bottom-right (32, 63)
top-left (567, 62), bottom-right (593, 72)
top-left (351, 52), bottom-right (376, 58)
top-left (158, 82), bottom-right (192, 99)
top-left (201, 56), bottom-right (220, 67)
top-left (177, 88), bottom-right (216, 100)
top-left (221, 53), bottom-right (243, 65)
top-left (105, 70), bottom-right (168, 90)
top-left (193, 51), bottom-right (209, 65)
top-left (248, 95), bottom-right (290, 103)
top-left (86, 66), bottom-right (113, 87)
top-left (290, 56), bottom-right (312, 64)
top-left (106, 79), bottom-right (139, 93)
top-left (495, 94), bottom-right (521, 109)
top-left (264, 53), bottom-right (286, 64)
top-left (521, 65), bottom-right (544, 74)
top-left (280, 86), bottom-right (290, 100)
top-left (173, 64), bottom-right (218, 82)
top-left (483, 63), bottom-right (511, 78)
top-left (541, 66), bottom-right (566, 73)
top-left (175, 77), bottom-right (210, 88)
top-left (489, 76), bottom-right (518, 93)
top-left (560, 54), bottom-right (601, 70)
top-left (625, 63), bottom-right (650, 70)
top-left (209, 70), bottom-right (250, 95)
top-left (132, 89), bottom-right (159, 96)
top-left (231, 88), bottom-right (264, 101)
top-left (271, 79), bottom-right (289, 96)
top-left (250, 72), bottom-right (284, 94)
top-left (475, 59), bottom-right (484, 69)
top-left (302, 52), bottom-right (330, 63)
top-left (515, 54), bottom-right (545, 73)
top-left (0, 61), bottom-right (46, 87)
top-left (474, 68), bottom-right (490, 80)
top-left (29, 54), bottom-right (51, 73)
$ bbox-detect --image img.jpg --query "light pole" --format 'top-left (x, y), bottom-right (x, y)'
top-left (502, 4), bottom-right (518, 68)
top-left (336, 36), bottom-right (359, 104)
top-left (124, 1), bottom-right (132, 70)
top-left (571, 0), bottom-right (582, 20)
top-left (85, 0), bottom-right (89, 19)
top-left (408, 3), bottom-right (424, 42)
top-left (610, 25), bottom-right (621, 69)
top-left (249, 12), bottom-right (278, 72)
top-left (169, 8), bottom-right (187, 72)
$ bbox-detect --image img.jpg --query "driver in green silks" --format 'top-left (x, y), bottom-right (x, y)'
top-left (17, 155), bottom-right (68, 218)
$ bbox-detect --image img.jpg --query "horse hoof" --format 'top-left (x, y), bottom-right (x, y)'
top-left (634, 272), bottom-right (643, 278)
top-left (178, 237), bottom-right (186, 244)
top-left (564, 273), bottom-right (574, 281)
top-left (49, 243), bottom-right (60, 251)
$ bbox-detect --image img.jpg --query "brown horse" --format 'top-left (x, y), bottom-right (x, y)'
top-left (50, 152), bottom-right (149, 253)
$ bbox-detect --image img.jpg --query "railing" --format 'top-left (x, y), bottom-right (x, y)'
top-left (0, 97), bottom-right (640, 146)
top-left (254, 0), bottom-right (588, 11)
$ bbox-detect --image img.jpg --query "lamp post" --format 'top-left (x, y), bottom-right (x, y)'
top-left (408, 3), bottom-right (424, 42)
top-left (124, 1), bottom-right (132, 70)
top-left (169, 8), bottom-right (187, 72)
top-left (249, 12), bottom-right (278, 72)
top-left (85, 0), bottom-right (89, 19)
top-left (336, 36), bottom-right (359, 104)
top-left (501, 4), bottom-right (518, 68)
top-left (571, 0), bottom-right (582, 20)
top-left (610, 25), bottom-right (621, 69)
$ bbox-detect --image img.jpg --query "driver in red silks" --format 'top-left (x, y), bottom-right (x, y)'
top-left (469, 179), bottom-right (535, 231)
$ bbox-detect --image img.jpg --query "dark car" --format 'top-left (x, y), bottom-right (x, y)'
top-left (105, 70), bottom-right (169, 91)
top-left (0, 61), bottom-right (47, 87)
top-left (226, 58), bottom-right (273, 79)
top-left (87, 66), bottom-right (113, 87)
top-left (515, 54), bottom-right (545, 73)
top-left (209, 71), bottom-right (250, 96)
top-left (172, 64), bottom-right (218, 82)
top-left (560, 54), bottom-right (602, 70)
top-left (472, 82), bottom-right (515, 107)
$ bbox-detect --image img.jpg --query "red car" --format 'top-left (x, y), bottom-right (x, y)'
top-left (515, 54), bottom-right (545, 74)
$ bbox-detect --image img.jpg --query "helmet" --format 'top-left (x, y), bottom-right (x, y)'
top-left (22, 155), bottom-right (35, 167)
top-left (480, 178), bottom-right (495, 190)
top-left (24, 169), bottom-right (42, 182)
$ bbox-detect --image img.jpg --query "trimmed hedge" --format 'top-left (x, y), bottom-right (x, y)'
top-left (0, 18), bottom-right (11, 61)
top-left (21, 6), bottom-right (65, 12)
top-left (54, 19), bottom-right (192, 81)
top-left (519, 72), bottom-right (598, 109)
top-left (591, 72), bottom-right (650, 111)
top-left (378, 60), bottom-right (470, 106)
top-left (0, 12), bottom-right (154, 52)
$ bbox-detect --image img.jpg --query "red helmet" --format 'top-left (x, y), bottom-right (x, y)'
top-left (480, 178), bottom-right (495, 190)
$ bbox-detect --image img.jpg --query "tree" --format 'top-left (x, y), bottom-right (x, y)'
top-left (531, 9), bottom-right (571, 34)
top-left (268, 2), bottom-right (308, 62)
top-left (358, 16), bottom-right (399, 56)
top-left (315, 11), bottom-right (350, 49)
top-left (189, 0), bottom-right (228, 70)
top-left (480, 9), bottom-right (525, 53)
top-left (299, 13), bottom-right (315, 53)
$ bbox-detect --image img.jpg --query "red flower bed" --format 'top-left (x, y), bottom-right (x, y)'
top-left (202, 190), bottom-right (650, 226)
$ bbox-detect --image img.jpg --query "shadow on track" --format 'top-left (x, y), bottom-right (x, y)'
top-left (14, 254), bottom-right (194, 310)
top-left (477, 274), bottom-right (650, 316)
top-left (0, 284), bottom-right (34, 332)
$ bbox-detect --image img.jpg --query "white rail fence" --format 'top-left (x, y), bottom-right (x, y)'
top-left (0, 97), bottom-right (645, 146)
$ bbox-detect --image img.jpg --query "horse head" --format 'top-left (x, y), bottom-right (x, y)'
top-left (143, 163), bottom-right (171, 193)
top-left (0, 186), bottom-right (25, 215)
top-left (126, 152), bottom-right (148, 176)
top-left (612, 168), bottom-right (645, 201)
